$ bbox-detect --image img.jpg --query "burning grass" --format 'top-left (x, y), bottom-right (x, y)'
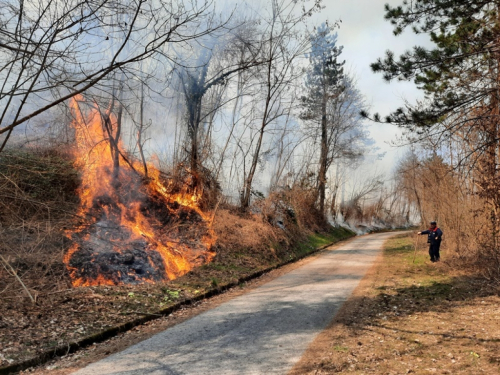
top-left (63, 96), bottom-right (216, 287)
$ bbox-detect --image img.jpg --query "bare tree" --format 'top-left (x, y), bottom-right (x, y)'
top-left (239, 0), bottom-right (322, 209)
top-left (339, 173), bottom-right (383, 225)
top-left (174, 26), bottom-right (262, 189)
top-left (0, 0), bottom-right (225, 153)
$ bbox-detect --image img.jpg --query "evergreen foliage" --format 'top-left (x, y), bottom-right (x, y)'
top-left (301, 23), bottom-right (345, 121)
top-left (300, 23), bottom-right (368, 218)
top-left (369, 0), bottom-right (500, 127)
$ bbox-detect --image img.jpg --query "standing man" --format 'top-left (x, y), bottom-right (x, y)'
top-left (417, 221), bottom-right (443, 262)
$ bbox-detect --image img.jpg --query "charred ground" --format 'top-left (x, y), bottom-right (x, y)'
top-left (65, 182), bottom-right (213, 286)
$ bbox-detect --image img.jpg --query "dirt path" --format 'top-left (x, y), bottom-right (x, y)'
top-left (70, 232), bottom-right (399, 375)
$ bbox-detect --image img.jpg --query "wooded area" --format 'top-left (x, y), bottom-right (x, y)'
top-left (1, 0), bottom-right (500, 299)
top-left (2, 0), bottom-right (500, 371)
top-left (0, 0), bottom-right (391, 225)
top-left (367, 0), bottom-right (500, 281)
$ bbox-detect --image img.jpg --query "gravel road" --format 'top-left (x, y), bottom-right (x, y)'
top-left (74, 232), bottom-right (399, 375)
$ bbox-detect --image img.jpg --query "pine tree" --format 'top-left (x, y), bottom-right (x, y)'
top-left (301, 23), bottom-right (345, 216)
top-left (371, 1), bottom-right (500, 127)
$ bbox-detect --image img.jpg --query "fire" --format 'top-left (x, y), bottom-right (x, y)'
top-left (64, 96), bottom-right (216, 287)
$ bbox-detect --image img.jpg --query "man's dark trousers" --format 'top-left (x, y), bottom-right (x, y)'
top-left (429, 242), bottom-right (441, 262)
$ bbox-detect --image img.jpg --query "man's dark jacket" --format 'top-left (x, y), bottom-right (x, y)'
top-left (421, 227), bottom-right (443, 245)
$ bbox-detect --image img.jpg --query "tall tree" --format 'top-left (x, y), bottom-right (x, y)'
top-left (301, 24), bottom-right (344, 215)
top-left (301, 24), bottom-right (367, 217)
top-left (239, 0), bottom-right (321, 210)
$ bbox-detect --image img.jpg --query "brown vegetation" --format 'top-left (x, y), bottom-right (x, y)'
top-left (396, 151), bottom-right (500, 281)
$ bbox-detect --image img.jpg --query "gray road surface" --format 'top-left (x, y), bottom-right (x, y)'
top-left (74, 232), bottom-right (399, 375)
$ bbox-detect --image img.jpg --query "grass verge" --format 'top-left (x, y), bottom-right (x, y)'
top-left (291, 232), bottom-right (500, 375)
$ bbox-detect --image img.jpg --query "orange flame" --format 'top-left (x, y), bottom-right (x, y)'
top-left (64, 96), bottom-right (216, 287)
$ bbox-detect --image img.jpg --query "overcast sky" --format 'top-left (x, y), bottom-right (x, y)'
top-left (312, 0), bottom-right (432, 177)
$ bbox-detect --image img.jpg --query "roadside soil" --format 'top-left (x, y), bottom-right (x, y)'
top-left (16, 241), bottom-right (349, 374)
top-left (291, 232), bottom-right (500, 375)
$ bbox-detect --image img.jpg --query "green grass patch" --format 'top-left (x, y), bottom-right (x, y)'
top-left (295, 226), bottom-right (355, 256)
top-left (383, 233), bottom-right (455, 301)
top-left (385, 234), bottom-right (441, 270)
top-left (384, 235), bottom-right (414, 254)
top-left (333, 345), bottom-right (349, 352)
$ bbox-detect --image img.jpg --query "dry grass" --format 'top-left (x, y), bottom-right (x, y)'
top-left (0, 147), bottom-right (79, 300)
top-left (259, 185), bottom-right (329, 232)
top-left (291, 233), bottom-right (500, 374)
top-left (213, 209), bottom-right (283, 251)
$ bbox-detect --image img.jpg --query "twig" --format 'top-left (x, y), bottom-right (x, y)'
top-left (412, 233), bottom-right (420, 263)
top-left (209, 196), bottom-right (223, 229)
top-left (0, 254), bottom-right (35, 303)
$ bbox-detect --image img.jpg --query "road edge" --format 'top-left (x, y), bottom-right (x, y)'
top-left (0, 234), bottom-right (357, 375)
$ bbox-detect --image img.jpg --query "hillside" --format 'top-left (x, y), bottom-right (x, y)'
top-left (0, 147), bottom-right (354, 372)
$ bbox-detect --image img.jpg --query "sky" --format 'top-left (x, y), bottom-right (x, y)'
top-left (312, 0), bottom-right (433, 178)
top-left (7, 0), bottom-right (432, 189)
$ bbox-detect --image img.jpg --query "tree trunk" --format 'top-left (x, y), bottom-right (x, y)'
top-left (241, 124), bottom-right (266, 209)
top-left (317, 91), bottom-right (328, 215)
top-left (137, 82), bottom-right (148, 178)
top-left (187, 91), bottom-right (203, 189)
top-left (240, 43), bottom-right (273, 210)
